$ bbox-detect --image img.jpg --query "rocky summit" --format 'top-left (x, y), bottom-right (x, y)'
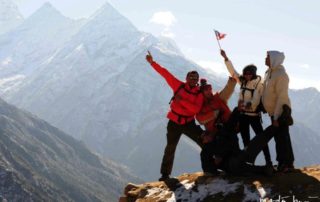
top-left (120, 165), bottom-right (320, 202)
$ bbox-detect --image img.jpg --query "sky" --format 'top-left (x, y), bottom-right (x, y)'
top-left (12, 0), bottom-right (320, 91)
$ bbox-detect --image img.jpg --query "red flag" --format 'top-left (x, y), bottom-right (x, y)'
top-left (214, 30), bottom-right (226, 40)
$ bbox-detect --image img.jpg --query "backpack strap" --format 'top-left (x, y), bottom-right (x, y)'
top-left (169, 84), bottom-right (185, 104)
top-left (240, 76), bottom-right (261, 99)
top-left (169, 83), bottom-right (200, 104)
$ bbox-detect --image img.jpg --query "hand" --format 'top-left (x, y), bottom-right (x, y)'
top-left (245, 102), bottom-right (252, 110)
top-left (228, 76), bottom-right (236, 82)
top-left (272, 120), bottom-right (280, 127)
top-left (146, 50), bottom-right (154, 64)
top-left (238, 100), bottom-right (245, 111)
top-left (220, 49), bottom-right (228, 61)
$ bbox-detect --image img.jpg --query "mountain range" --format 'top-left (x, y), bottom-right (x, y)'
top-left (0, 0), bottom-right (319, 182)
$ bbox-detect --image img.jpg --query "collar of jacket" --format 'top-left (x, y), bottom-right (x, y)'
top-left (184, 83), bottom-right (200, 93)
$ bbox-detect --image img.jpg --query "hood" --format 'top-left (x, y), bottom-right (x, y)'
top-left (267, 50), bottom-right (285, 69)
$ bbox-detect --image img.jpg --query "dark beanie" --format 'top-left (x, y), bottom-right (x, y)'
top-left (200, 78), bottom-right (212, 91)
top-left (242, 64), bottom-right (257, 80)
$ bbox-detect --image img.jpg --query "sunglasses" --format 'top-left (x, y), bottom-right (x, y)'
top-left (188, 76), bottom-right (199, 80)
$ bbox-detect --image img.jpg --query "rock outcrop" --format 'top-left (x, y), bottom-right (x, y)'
top-left (120, 165), bottom-right (320, 202)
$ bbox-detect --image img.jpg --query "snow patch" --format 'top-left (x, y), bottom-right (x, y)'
top-left (146, 178), bottom-right (242, 202)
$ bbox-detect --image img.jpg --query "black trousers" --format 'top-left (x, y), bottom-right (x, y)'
top-left (239, 114), bottom-right (272, 164)
top-left (201, 122), bottom-right (277, 175)
top-left (201, 108), bottom-right (241, 174)
top-left (160, 120), bottom-right (203, 176)
top-left (273, 123), bottom-right (295, 165)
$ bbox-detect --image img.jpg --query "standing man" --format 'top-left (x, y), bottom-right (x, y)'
top-left (146, 51), bottom-right (204, 181)
top-left (262, 50), bottom-right (294, 172)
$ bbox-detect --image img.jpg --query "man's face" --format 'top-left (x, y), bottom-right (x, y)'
top-left (265, 54), bottom-right (270, 67)
top-left (186, 73), bottom-right (199, 87)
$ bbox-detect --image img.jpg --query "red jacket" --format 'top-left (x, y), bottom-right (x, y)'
top-left (151, 62), bottom-right (203, 125)
top-left (196, 93), bottom-right (231, 132)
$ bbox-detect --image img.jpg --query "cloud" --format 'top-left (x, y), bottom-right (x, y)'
top-left (150, 11), bottom-right (177, 27)
top-left (300, 64), bottom-right (310, 69)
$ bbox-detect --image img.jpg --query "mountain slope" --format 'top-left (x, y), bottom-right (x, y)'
top-left (0, 0), bottom-right (23, 35)
top-left (290, 87), bottom-right (320, 132)
top-left (0, 98), bottom-right (140, 201)
top-left (2, 2), bottom-right (222, 180)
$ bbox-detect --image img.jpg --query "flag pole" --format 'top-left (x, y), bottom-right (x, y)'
top-left (214, 29), bottom-right (222, 50)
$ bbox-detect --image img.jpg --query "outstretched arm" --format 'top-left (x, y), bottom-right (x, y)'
top-left (220, 50), bottom-right (241, 84)
top-left (219, 77), bottom-right (237, 102)
top-left (146, 51), bottom-right (182, 91)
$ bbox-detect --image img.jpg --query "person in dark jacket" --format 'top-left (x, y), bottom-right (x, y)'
top-left (146, 51), bottom-right (204, 181)
top-left (200, 108), bottom-right (275, 176)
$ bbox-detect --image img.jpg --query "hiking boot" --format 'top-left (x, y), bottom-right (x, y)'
top-left (158, 174), bottom-right (170, 181)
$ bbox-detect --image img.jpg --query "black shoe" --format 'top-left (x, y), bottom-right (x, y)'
top-left (158, 174), bottom-right (170, 181)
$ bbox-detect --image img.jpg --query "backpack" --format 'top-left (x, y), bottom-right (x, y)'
top-left (240, 76), bottom-right (265, 113)
top-left (278, 104), bottom-right (294, 126)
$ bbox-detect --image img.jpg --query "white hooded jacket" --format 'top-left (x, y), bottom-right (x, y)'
top-left (262, 51), bottom-right (291, 120)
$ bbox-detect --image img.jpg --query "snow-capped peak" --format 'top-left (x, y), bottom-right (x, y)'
top-left (22, 2), bottom-right (71, 27)
top-left (85, 2), bottom-right (138, 33)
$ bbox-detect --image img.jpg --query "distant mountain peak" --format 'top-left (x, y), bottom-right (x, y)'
top-left (90, 2), bottom-right (121, 19)
top-left (26, 1), bottom-right (68, 22)
top-left (86, 1), bottom-right (137, 32)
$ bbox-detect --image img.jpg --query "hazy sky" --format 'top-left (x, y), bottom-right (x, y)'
top-left (12, 0), bottom-right (320, 90)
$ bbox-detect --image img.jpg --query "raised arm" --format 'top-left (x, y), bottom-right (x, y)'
top-left (220, 50), bottom-right (241, 84)
top-left (146, 51), bottom-right (182, 91)
top-left (219, 77), bottom-right (237, 102)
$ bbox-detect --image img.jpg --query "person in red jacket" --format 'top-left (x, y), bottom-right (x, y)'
top-left (196, 78), bottom-right (235, 137)
top-left (146, 51), bottom-right (204, 181)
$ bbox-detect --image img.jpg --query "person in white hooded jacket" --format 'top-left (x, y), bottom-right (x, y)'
top-left (262, 50), bottom-right (294, 172)
top-left (220, 50), bottom-right (272, 166)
